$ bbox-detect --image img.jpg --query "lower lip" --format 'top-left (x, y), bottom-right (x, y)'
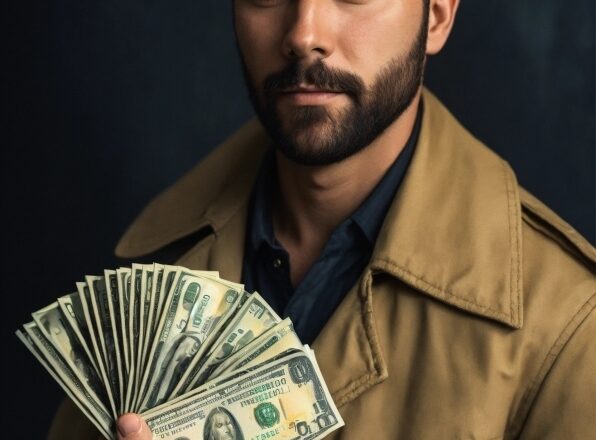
top-left (279, 92), bottom-right (343, 105)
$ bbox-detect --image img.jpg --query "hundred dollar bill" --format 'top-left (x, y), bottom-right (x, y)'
top-left (150, 266), bottom-right (220, 339)
top-left (31, 303), bottom-right (107, 406)
top-left (105, 269), bottom-right (126, 413)
top-left (135, 267), bottom-right (227, 410)
top-left (139, 263), bottom-right (163, 387)
top-left (137, 265), bottom-right (221, 405)
top-left (211, 318), bottom-right (303, 378)
top-left (20, 322), bottom-right (115, 437)
top-left (142, 322), bottom-right (303, 420)
top-left (124, 264), bottom-right (145, 409)
top-left (16, 329), bottom-right (114, 440)
top-left (140, 352), bottom-right (259, 419)
top-left (139, 349), bottom-right (288, 421)
top-left (138, 271), bottom-right (244, 411)
top-left (56, 292), bottom-right (100, 376)
top-left (145, 350), bottom-right (344, 440)
top-left (115, 267), bottom-right (132, 374)
top-left (87, 275), bottom-right (121, 412)
top-left (140, 346), bottom-right (308, 418)
top-left (173, 292), bottom-right (281, 394)
top-left (130, 264), bottom-right (156, 410)
top-left (77, 281), bottom-right (118, 417)
top-left (153, 265), bottom-right (180, 332)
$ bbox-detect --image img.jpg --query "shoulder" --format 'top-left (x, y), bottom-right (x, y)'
top-left (498, 151), bottom-right (595, 437)
top-left (510, 195), bottom-right (596, 435)
top-left (519, 187), bottom-right (595, 270)
top-left (516, 185), bottom-right (594, 328)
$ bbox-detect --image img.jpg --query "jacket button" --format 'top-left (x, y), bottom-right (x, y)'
top-left (273, 258), bottom-right (283, 269)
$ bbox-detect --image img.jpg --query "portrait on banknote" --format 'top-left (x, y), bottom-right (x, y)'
top-left (203, 407), bottom-right (244, 440)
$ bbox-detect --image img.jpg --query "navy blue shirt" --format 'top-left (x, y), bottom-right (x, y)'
top-left (242, 104), bottom-right (423, 344)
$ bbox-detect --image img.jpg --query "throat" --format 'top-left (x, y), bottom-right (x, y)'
top-left (272, 200), bottom-right (335, 288)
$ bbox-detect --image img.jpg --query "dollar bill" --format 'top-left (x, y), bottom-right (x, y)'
top-left (137, 265), bottom-right (220, 405)
top-left (31, 303), bottom-right (106, 404)
top-left (138, 271), bottom-right (244, 411)
top-left (145, 350), bottom-right (344, 440)
top-left (153, 266), bottom-right (221, 335)
top-left (141, 321), bottom-right (303, 419)
top-left (124, 264), bottom-right (144, 409)
top-left (173, 292), bottom-right (282, 395)
top-left (105, 269), bottom-right (126, 413)
top-left (16, 329), bottom-right (114, 440)
top-left (212, 318), bottom-right (303, 378)
top-left (77, 281), bottom-right (118, 417)
top-left (56, 292), bottom-right (100, 376)
top-left (115, 268), bottom-right (132, 374)
top-left (21, 322), bottom-right (115, 436)
top-left (87, 275), bottom-right (121, 412)
top-left (130, 264), bottom-right (155, 410)
top-left (134, 266), bottom-right (225, 409)
top-left (139, 263), bottom-right (163, 384)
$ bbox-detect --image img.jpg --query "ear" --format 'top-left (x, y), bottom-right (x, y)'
top-left (426, 0), bottom-right (460, 55)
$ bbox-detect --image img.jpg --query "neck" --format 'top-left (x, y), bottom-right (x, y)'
top-left (273, 92), bottom-right (421, 285)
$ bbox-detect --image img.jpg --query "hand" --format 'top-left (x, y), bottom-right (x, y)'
top-left (99, 413), bottom-right (152, 440)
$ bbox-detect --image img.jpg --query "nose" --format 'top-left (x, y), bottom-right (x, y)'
top-left (281, 0), bottom-right (334, 62)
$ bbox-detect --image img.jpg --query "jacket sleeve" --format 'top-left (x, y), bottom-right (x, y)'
top-left (47, 398), bottom-right (101, 440)
top-left (518, 301), bottom-right (596, 439)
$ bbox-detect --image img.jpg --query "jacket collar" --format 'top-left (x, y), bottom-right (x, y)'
top-left (115, 119), bottom-right (269, 258)
top-left (370, 91), bottom-right (523, 328)
top-left (116, 88), bottom-right (523, 329)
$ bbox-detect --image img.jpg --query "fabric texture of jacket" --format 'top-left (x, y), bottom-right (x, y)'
top-left (48, 89), bottom-right (596, 440)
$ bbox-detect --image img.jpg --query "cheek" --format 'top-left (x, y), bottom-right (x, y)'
top-left (336, 3), bottom-right (422, 85)
top-left (234, 10), bottom-right (285, 83)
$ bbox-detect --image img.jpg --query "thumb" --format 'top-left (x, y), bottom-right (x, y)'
top-left (116, 413), bottom-right (152, 440)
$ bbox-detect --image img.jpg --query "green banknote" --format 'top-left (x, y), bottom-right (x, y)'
top-left (145, 349), bottom-right (343, 440)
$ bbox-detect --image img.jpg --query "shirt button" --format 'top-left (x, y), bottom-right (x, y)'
top-left (273, 258), bottom-right (283, 269)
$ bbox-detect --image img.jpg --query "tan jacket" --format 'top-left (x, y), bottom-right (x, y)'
top-left (49, 90), bottom-right (595, 439)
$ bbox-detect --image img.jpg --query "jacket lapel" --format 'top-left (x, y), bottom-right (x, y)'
top-left (115, 119), bottom-right (268, 259)
top-left (177, 198), bottom-right (250, 283)
top-left (312, 269), bottom-right (389, 407)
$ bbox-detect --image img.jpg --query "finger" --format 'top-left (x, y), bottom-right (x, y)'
top-left (116, 413), bottom-right (152, 440)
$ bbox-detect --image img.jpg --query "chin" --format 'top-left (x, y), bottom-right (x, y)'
top-left (287, 132), bottom-right (331, 153)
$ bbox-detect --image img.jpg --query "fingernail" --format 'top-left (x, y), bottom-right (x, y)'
top-left (117, 413), bottom-right (142, 437)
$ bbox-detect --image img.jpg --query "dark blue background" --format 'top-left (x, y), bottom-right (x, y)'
top-left (3, 1), bottom-right (594, 437)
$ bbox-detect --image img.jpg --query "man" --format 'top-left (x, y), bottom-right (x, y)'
top-left (48, 0), bottom-right (595, 439)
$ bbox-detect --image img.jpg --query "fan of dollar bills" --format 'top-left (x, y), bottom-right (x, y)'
top-left (16, 264), bottom-right (344, 440)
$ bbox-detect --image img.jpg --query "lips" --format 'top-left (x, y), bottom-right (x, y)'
top-left (281, 87), bottom-right (340, 94)
top-left (277, 85), bottom-right (344, 105)
top-left (280, 84), bottom-right (343, 94)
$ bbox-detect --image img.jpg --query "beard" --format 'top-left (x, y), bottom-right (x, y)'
top-left (238, 15), bottom-right (428, 166)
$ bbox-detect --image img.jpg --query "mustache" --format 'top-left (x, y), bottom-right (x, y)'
top-left (263, 60), bottom-right (365, 103)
